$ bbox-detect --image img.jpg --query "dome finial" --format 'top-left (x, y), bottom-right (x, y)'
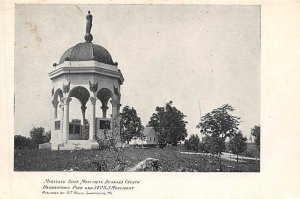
top-left (84, 10), bottom-right (93, 42)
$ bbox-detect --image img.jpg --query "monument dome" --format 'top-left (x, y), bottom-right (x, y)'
top-left (58, 42), bottom-right (115, 65)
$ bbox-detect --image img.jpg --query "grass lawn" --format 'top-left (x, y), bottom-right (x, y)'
top-left (14, 146), bottom-right (260, 172)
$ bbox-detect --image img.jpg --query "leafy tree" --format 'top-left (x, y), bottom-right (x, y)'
top-left (184, 134), bottom-right (200, 151)
top-left (197, 104), bottom-right (240, 171)
top-left (14, 135), bottom-right (34, 150)
top-left (228, 131), bottom-right (247, 162)
top-left (202, 135), bottom-right (226, 155)
top-left (120, 106), bottom-right (143, 144)
top-left (251, 125), bottom-right (260, 151)
top-left (200, 136), bottom-right (210, 153)
top-left (148, 101), bottom-right (188, 146)
top-left (29, 127), bottom-right (49, 148)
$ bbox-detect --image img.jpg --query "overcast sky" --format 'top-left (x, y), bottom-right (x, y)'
top-left (15, 4), bottom-right (260, 139)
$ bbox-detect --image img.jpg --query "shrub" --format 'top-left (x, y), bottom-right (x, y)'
top-left (184, 134), bottom-right (200, 152)
top-left (14, 135), bottom-right (34, 150)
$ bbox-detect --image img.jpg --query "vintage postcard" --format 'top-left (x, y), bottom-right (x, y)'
top-left (0, 1), bottom-right (300, 199)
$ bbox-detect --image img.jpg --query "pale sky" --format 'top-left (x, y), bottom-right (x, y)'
top-left (15, 4), bottom-right (260, 139)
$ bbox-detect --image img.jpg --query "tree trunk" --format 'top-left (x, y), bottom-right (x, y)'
top-left (218, 153), bottom-right (222, 172)
top-left (236, 154), bottom-right (239, 163)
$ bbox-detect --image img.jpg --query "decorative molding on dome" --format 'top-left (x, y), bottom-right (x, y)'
top-left (49, 66), bottom-right (124, 85)
top-left (58, 60), bottom-right (118, 71)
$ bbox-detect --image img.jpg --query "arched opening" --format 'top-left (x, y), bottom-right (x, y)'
top-left (95, 88), bottom-right (115, 140)
top-left (68, 86), bottom-right (90, 140)
top-left (97, 88), bottom-right (113, 118)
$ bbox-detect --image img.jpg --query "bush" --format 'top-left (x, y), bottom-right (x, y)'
top-left (184, 134), bottom-right (200, 152)
top-left (158, 142), bottom-right (167, 149)
top-left (14, 135), bottom-right (34, 150)
top-left (97, 139), bottom-right (111, 150)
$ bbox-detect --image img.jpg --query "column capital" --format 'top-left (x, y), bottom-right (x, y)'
top-left (52, 100), bottom-right (59, 108)
top-left (101, 105), bottom-right (109, 111)
top-left (61, 97), bottom-right (72, 105)
top-left (110, 99), bottom-right (119, 107)
top-left (90, 97), bottom-right (97, 105)
top-left (59, 104), bottom-right (64, 110)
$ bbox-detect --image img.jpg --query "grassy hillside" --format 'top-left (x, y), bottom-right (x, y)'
top-left (14, 146), bottom-right (259, 172)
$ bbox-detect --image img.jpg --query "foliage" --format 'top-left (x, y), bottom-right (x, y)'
top-left (148, 101), bottom-right (188, 146)
top-left (95, 115), bottom-right (121, 150)
top-left (14, 135), bottom-right (34, 150)
top-left (29, 127), bottom-right (50, 146)
top-left (228, 131), bottom-right (247, 162)
top-left (197, 104), bottom-right (240, 153)
top-left (14, 127), bottom-right (51, 149)
top-left (96, 139), bottom-right (111, 151)
top-left (184, 134), bottom-right (200, 151)
top-left (15, 127), bottom-right (51, 150)
top-left (120, 106), bottom-right (144, 144)
top-left (197, 104), bottom-right (240, 171)
top-left (202, 135), bottom-right (226, 155)
top-left (44, 131), bottom-right (51, 143)
top-left (251, 125), bottom-right (260, 151)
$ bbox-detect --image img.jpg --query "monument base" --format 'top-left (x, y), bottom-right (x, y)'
top-left (51, 140), bottom-right (100, 150)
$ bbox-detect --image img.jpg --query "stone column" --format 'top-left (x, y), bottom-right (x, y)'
top-left (110, 99), bottom-right (121, 141)
top-left (116, 103), bottom-right (122, 141)
top-left (81, 105), bottom-right (87, 139)
top-left (89, 97), bottom-right (97, 141)
top-left (62, 97), bottom-right (72, 143)
top-left (52, 100), bottom-right (59, 119)
top-left (101, 105), bottom-right (108, 118)
top-left (110, 99), bottom-right (118, 118)
top-left (59, 104), bottom-right (64, 142)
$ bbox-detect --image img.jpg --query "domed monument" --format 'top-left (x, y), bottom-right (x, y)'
top-left (49, 11), bottom-right (124, 150)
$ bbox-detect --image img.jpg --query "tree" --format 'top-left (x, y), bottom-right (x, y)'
top-left (251, 125), bottom-right (260, 151)
top-left (148, 101), bottom-right (188, 146)
top-left (29, 127), bottom-right (49, 148)
top-left (201, 136), bottom-right (212, 153)
top-left (202, 135), bottom-right (226, 155)
top-left (189, 134), bottom-right (200, 151)
top-left (197, 104), bottom-right (240, 171)
top-left (120, 106), bottom-right (144, 144)
top-left (228, 131), bottom-right (247, 162)
top-left (184, 134), bottom-right (200, 151)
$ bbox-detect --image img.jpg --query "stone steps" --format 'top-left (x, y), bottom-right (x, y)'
top-left (58, 140), bottom-right (99, 150)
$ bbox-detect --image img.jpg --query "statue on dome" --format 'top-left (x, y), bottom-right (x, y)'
top-left (84, 11), bottom-right (93, 42)
top-left (86, 11), bottom-right (93, 34)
